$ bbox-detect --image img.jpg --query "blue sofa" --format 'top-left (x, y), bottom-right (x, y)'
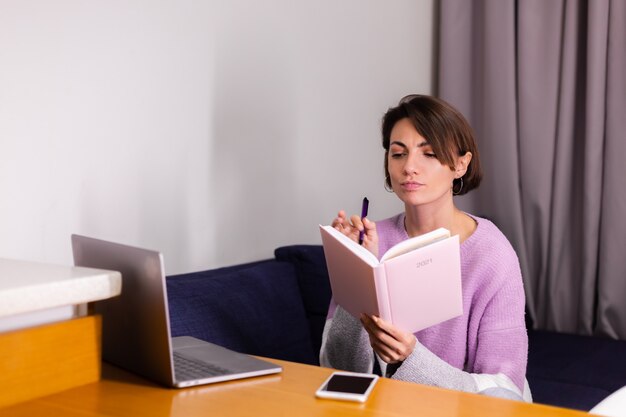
top-left (166, 245), bottom-right (626, 411)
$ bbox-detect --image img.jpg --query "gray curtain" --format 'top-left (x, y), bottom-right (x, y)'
top-left (438, 0), bottom-right (626, 338)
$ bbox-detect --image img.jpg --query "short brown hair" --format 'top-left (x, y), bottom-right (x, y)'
top-left (381, 94), bottom-right (482, 195)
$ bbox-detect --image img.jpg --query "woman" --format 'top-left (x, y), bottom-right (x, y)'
top-left (320, 94), bottom-right (531, 402)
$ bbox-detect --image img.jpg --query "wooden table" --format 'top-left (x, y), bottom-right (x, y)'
top-left (0, 359), bottom-right (593, 417)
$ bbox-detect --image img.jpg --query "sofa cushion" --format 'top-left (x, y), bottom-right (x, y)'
top-left (274, 245), bottom-right (332, 361)
top-left (166, 260), bottom-right (317, 365)
top-left (528, 378), bottom-right (611, 411)
top-left (527, 330), bottom-right (626, 410)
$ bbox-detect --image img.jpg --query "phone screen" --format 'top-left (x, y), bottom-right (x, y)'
top-left (324, 374), bottom-right (377, 394)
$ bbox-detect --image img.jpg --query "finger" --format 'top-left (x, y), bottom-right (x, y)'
top-left (361, 218), bottom-right (378, 244)
top-left (367, 333), bottom-right (402, 363)
top-left (360, 314), bottom-right (376, 332)
top-left (370, 315), bottom-right (404, 340)
top-left (372, 345), bottom-right (393, 363)
top-left (369, 334), bottom-right (407, 364)
top-left (363, 217), bottom-right (377, 234)
top-left (366, 324), bottom-right (399, 350)
top-left (338, 223), bottom-right (358, 238)
top-left (361, 320), bottom-right (392, 355)
top-left (363, 316), bottom-right (415, 362)
top-left (331, 210), bottom-right (347, 229)
top-left (362, 314), bottom-right (392, 337)
top-left (350, 214), bottom-right (364, 233)
top-left (361, 315), bottom-right (397, 347)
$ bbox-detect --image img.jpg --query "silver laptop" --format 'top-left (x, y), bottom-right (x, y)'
top-left (71, 234), bottom-right (282, 388)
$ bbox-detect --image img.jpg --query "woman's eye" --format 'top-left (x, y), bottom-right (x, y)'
top-left (391, 152), bottom-right (406, 159)
top-left (424, 152), bottom-right (437, 158)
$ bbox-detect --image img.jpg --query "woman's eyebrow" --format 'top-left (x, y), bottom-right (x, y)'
top-left (390, 140), bottom-right (430, 148)
top-left (390, 141), bottom-right (408, 148)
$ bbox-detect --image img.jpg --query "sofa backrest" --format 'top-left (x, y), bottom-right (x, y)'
top-left (274, 245), bottom-right (332, 360)
top-left (167, 259), bottom-right (317, 365)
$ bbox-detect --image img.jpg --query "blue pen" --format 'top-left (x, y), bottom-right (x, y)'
top-left (358, 197), bottom-right (369, 245)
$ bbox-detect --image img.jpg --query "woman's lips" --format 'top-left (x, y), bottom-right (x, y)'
top-left (401, 181), bottom-right (424, 191)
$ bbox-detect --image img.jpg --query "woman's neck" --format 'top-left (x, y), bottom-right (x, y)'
top-left (404, 200), bottom-right (476, 243)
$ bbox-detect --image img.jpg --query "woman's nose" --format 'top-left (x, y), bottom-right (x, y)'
top-left (403, 154), bottom-right (419, 175)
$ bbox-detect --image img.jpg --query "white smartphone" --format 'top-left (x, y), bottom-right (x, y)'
top-left (315, 371), bottom-right (379, 403)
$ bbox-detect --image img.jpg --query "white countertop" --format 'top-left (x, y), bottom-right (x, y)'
top-left (0, 258), bottom-right (121, 318)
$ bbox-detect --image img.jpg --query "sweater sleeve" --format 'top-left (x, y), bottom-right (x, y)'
top-left (392, 338), bottom-right (530, 402)
top-left (319, 306), bottom-right (373, 373)
top-left (466, 243), bottom-right (529, 393)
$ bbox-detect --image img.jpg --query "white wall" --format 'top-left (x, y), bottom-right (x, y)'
top-left (0, 0), bottom-right (434, 275)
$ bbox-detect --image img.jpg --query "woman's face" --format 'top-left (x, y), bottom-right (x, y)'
top-left (387, 118), bottom-right (457, 208)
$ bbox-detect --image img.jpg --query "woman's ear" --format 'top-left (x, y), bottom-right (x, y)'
top-left (455, 152), bottom-right (472, 178)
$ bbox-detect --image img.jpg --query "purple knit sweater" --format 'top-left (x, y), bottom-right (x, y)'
top-left (327, 213), bottom-right (528, 391)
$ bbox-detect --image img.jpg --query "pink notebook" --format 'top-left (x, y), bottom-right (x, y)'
top-left (319, 225), bottom-right (463, 333)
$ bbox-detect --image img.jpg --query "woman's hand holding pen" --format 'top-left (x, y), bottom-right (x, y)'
top-left (331, 210), bottom-right (379, 259)
top-left (360, 314), bottom-right (416, 364)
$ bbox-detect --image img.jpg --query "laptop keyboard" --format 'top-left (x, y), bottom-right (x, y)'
top-left (173, 351), bottom-right (233, 380)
